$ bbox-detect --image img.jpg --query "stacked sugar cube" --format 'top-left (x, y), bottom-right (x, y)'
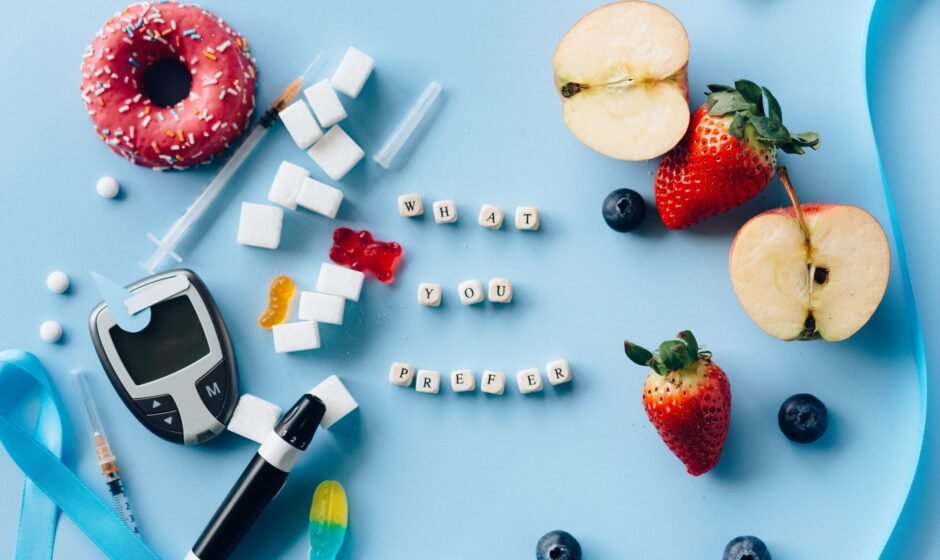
top-left (237, 47), bottom-right (375, 251)
top-left (237, 161), bottom-right (345, 250)
top-left (272, 263), bottom-right (365, 353)
top-left (279, 47), bottom-right (374, 180)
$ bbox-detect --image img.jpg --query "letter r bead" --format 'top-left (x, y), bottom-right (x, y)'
top-left (545, 358), bottom-right (573, 386)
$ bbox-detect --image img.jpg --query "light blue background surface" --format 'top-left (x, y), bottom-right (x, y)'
top-left (0, 1), bottom-right (932, 558)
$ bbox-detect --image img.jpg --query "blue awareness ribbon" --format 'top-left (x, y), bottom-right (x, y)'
top-left (864, 0), bottom-right (930, 557)
top-left (0, 349), bottom-right (160, 560)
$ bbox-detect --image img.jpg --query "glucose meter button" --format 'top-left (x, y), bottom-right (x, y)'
top-left (148, 410), bottom-right (183, 434)
top-left (135, 394), bottom-right (177, 415)
top-left (196, 363), bottom-right (229, 416)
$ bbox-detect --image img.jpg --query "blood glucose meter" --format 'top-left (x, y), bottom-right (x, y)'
top-left (89, 269), bottom-right (238, 444)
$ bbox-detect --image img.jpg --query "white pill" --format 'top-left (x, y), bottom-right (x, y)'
top-left (39, 320), bottom-right (62, 343)
top-left (46, 271), bottom-right (70, 294)
top-left (96, 176), bottom-right (120, 199)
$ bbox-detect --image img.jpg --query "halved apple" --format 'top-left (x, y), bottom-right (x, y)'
top-left (553, 1), bottom-right (690, 161)
top-left (729, 168), bottom-right (890, 341)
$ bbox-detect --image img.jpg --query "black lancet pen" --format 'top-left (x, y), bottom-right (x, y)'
top-left (185, 393), bottom-right (326, 560)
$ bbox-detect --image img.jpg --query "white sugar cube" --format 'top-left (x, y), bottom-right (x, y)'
top-left (307, 125), bottom-right (364, 180)
top-left (272, 321), bottom-right (320, 353)
top-left (398, 193), bottom-right (424, 217)
top-left (389, 362), bottom-right (415, 387)
top-left (298, 291), bottom-right (345, 325)
top-left (517, 369), bottom-right (544, 394)
top-left (236, 203), bottom-right (283, 249)
top-left (417, 283), bottom-right (442, 307)
top-left (278, 100), bottom-right (322, 149)
top-left (316, 262), bottom-right (365, 302)
top-left (458, 279), bottom-right (484, 305)
top-left (451, 369), bottom-right (476, 392)
top-left (478, 204), bottom-right (504, 229)
top-left (488, 278), bottom-right (512, 303)
top-left (296, 177), bottom-right (343, 218)
top-left (515, 206), bottom-right (540, 230)
top-left (309, 375), bottom-right (358, 428)
top-left (227, 394), bottom-right (282, 443)
top-left (433, 200), bottom-right (458, 224)
top-left (546, 358), bottom-right (573, 385)
top-left (481, 370), bottom-right (506, 395)
top-left (416, 370), bottom-right (441, 394)
top-left (268, 161), bottom-right (309, 209)
top-left (304, 79), bottom-right (347, 128)
top-left (331, 47), bottom-right (374, 98)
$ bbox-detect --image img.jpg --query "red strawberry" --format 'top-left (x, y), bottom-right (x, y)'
top-left (654, 80), bottom-right (820, 229)
top-left (624, 330), bottom-right (731, 476)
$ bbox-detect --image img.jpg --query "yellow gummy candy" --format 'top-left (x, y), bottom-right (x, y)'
top-left (258, 275), bottom-right (296, 329)
top-left (309, 480), bottom-right (348, 560)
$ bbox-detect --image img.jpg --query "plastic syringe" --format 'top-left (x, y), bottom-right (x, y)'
top-left (142, 53), bottom-right (324, 273)
top-left (70, 369), bottom-right (140, 534)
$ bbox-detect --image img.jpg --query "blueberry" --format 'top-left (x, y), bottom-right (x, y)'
top-left (724, 535), bottom-right (772, 560)
top-left (778, 393), bottom-right (829, 443)
top-left (536, 530), bottom-right (582, 560)
top-left (602, 188), bottom-right (645, 232)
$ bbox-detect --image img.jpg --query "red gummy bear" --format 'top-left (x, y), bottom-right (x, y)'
top-left (329, 228), bottom-right (403, 283)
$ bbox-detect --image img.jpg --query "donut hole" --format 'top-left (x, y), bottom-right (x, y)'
top-left (142, 59), bottom-right (193, 108)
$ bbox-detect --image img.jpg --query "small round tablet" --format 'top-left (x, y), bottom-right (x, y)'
top-left (46, 271), bottom-right (70, 294)
top-left (39, 320), bottom-right (63, 343)
top-left (96, 176), bottom-right (120, 199)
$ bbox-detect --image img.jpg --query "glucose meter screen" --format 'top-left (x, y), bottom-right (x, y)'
top-left (110, 296), bottom-right (211, 385)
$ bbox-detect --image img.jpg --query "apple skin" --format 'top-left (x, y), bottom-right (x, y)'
top-left (730, 203), bottom-right (890, 342)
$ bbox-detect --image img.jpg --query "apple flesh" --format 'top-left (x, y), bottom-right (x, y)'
top-left (730, 202), bottom-right (890, 341)
top-left (553, 1), bottom-right (690, 161)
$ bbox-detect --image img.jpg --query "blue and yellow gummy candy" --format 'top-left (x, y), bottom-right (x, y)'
top-left (309, 480), bottom-right (348, 560)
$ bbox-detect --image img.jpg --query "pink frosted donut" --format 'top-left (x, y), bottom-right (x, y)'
top-left (79, 2), bottom-right (257, 169)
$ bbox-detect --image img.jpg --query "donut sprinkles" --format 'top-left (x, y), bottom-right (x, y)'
top-left (79, 2), bottom-right (257, 170)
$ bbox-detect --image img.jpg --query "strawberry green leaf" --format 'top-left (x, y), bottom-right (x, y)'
top-left (657, 341), bottom-right (687, 371)
top-left (677, 330), bottom-right (698, 356)
top-left (791, 132), bottom-right (821, 148)
top-left (672, 342), bottom-right (696, 366)
top-left (624, 341), bottom-right (654, 367)
top-left (706, 78), bottom-right (820, 156)
top-left (779, 142), bottom-right (805, 155)
top-left (707, 91), bottom-right (753, 117)
top-left (728, 113), bottom-right (747, 139)
top-left (762, 87), bottom-right (782, 123)
top-left (751, 115), bottom-right (791, 143)
top-left (734, 79), bottom-right (764, 116)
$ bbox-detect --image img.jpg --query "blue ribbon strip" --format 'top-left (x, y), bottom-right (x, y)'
top-left (864, 0), bottom-right (930, 557)
top-left (0, 350), bottom-right (160, 560)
